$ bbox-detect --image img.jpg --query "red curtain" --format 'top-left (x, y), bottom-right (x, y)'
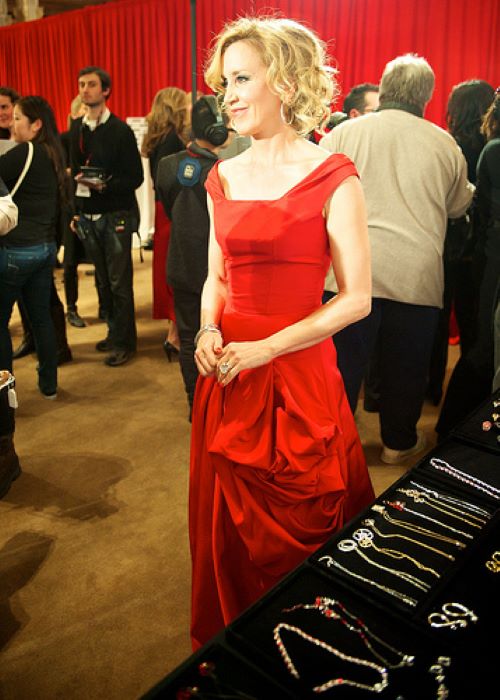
top-left (0, 0), bottom-right (498, 132)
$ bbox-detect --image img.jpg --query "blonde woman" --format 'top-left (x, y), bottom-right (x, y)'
top-left (142, 87), bottom-right (190, 356)
top-left (189, 16), bottom-right (374, 648)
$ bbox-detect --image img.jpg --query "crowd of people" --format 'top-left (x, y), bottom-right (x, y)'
top-left (0, 15), bottom-right (499, 651)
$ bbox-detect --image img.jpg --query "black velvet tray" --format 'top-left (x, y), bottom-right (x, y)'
top-left (450, 389), bottom-right (500, 455)
top-left (414, 520), bottom-right (500, 697)
top-left (228, 566), bottom-right (454, 699)
top-left (142, 639), bottom-right (295, 699)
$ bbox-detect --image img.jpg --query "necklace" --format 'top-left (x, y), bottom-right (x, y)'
top-left (282, 596), bottom-right (415, 670)
top-left (338, 539), bottom-right (431, 591)
top-left (397, 488), bottom-right (485, 528)
top-left (429, 457), bottom-right (500, 501)
top-left (371, 505), bottom-right (466, 548)
top-left (353, 528), bottom-right (440, 577)
top-left (409, 480), bottom-right (492, 518)
top-left (318, 556), bottom-right (417, 607)
top-left (274, 623), bottom-right (388, 693)
top-left (383, 501), bottom-right (474, 540)
top-left (362, 518), bottom-right (455, 561)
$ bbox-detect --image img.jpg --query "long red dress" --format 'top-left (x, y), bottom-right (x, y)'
top-left (189, 153), bottom-right (374, 649)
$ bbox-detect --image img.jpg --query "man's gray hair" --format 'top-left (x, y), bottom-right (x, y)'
top-left (379, 54), bottom-right (435, 110)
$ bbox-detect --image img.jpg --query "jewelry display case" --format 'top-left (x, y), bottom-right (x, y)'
top-left (144, 395), bottom-right (500, 699)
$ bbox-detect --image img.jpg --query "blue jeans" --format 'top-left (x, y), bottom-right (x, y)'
top-left (0, 242), bottom-right (58, 395)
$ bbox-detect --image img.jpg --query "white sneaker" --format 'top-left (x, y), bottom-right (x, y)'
top-left (381, 430), bottom-right (426, 465)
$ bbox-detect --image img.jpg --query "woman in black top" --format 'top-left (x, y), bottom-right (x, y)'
top-left (142, 87), bottom-right (190, 357)
top-left (428, 80), bottom-right (494, 406)
top-left (0, 96), bottom-right (67, 398)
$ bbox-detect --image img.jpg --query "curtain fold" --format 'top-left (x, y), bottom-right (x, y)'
top-left (0, 0), bottom-right (498, 131)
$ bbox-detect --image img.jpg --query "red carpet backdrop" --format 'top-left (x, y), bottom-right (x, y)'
top-left (0, 0), bottom-right (498, 131)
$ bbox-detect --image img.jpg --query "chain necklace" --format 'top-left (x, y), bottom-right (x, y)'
top-left (352, 528), bottom-right (440, 577)
top-left (429, 457), bottom-right (500, 501)
top-left (318, 556), bottom-right (418, 607)
top-left (338, 539), bottom-right (431, 591)
top-left (383, 500), bottom-right (474, 540)
top-left (371, 505), bottom-right (466, 548)
top-left (397, 488), bottom-right (485, 528)
top-left (274, 622), bottom-right (389, 693)
top-left (362, 518), bottom-right (455, 561)
top-left (409, 480), bottom-right (492, 518)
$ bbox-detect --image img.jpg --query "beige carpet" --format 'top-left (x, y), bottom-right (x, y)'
top-left (0, 255), bottom-right (452, 699)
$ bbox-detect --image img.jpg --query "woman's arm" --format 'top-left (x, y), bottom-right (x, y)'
top-left (194, 194), bottom-right (229, 376)
top-left (217, 175), bottom-right (371, 385)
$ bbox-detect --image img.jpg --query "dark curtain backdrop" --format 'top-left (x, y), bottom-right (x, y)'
top-left (0, 0), bottom-right (498, 132)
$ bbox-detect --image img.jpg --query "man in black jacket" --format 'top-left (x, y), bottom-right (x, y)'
top-left (69, 66), bottom-right (143, 366)
top-left (156, 96), bottom-right (230, 414)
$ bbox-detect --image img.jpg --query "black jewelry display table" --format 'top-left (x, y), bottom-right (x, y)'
top-left (145, 395), bottom-right (500, 699)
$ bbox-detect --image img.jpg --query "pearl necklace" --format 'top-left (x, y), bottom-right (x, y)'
top-left (429, 457), bottom-right (500, 501)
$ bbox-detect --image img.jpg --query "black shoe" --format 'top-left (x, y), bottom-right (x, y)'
top-left (96, 338), bottom-right (113, 352)
top-left (57, 347), bottom-right (73, 366)
top-left (12, 338), bottom-right (35, 360)
top-left (143, 237), bottom-right (154, 251)
top-left (66, 310), bottom-right (86, 328)
top-left (163, 341), bottom-right (179, 362)
top-left (104, 350), bottom-right (135, 367)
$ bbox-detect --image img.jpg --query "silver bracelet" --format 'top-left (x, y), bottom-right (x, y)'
top-left (194, 323), bottom-right (222, 347)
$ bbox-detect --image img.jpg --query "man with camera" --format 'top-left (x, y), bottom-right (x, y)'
top-left (156, 96), bottom-right (232, 416)
top-left (69, 66), bottom-right (143, 367)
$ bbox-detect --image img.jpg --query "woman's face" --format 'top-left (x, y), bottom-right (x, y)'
top-left (13, 106), bottom-right (41, 143)
top-left (222, 40), bottom-right (283, 137)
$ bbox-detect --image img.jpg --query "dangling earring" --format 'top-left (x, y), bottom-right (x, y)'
top-left (280, 102), bottom-right (293, 126)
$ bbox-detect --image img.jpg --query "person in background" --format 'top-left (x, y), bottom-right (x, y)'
top-left (0, 87), bottom-right (19, 140)
top-left (69, 66), bottom-right (143, 367)
top-left (343, 83), bottom-right (379, 118)
top-left (321, 55), bottom-right (474, 464)
top-left (437, 89), bottom-right (500, 434)
top-left (141, 87), bottom-right (191, 360)
top-left (427, 79), bottom-right (494, 405)
top-left (156, 95), bottom-right (229, 416)
top-left (190, 16), bottom-right (373, 649)
top-left (0, 96), bottom-right (69, 399)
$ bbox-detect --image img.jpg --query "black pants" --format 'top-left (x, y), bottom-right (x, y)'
top-left (437, 231), bottom-right (500, 436)
top-left (18, 281), bottom-right (69, 354)
top-left (77, 212), bottom-right (137, 352)
top-left (330, 296), bottom-right (439, 450)
top-left (172, 287), bottom-right (200, 410)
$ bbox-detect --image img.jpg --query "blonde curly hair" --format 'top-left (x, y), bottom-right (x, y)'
top-left (204, 16), bottom-right (337, 136)
top-left (141, 87), bottom-right (191, 157)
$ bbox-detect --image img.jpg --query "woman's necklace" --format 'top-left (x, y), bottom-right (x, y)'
top-left (383, 500), bottom-right (474, 540)
top-left (318, 556), bottom-right (418, 607)
top-left (409, 480), bottom-right (492, 518)
top-left (371, 505), bottom-right (466, 549)
top-left (429, 457), bottom-right (500, 501)
top-left (396, 488), bottom-right (486, 528)
top-left (282, 596), bottom-right (415, 670)
top-left (361, 517), bottom-right (455, 560)
top-left (352, 528), bottom-right (440, 577)
top-left (274, 622), bottom-right (389, 693)
top-left (337, 539), bottom-right (431, 591)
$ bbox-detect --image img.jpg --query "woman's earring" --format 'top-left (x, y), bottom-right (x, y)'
top-left (280, 102), bottom-right (293, 126)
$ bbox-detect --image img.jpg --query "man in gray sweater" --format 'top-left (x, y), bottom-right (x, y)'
top-left (321, 54), bottom-right (473, 464)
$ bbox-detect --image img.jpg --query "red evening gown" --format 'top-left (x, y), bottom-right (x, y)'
top-left (189, 153), bottom-right (374, 649)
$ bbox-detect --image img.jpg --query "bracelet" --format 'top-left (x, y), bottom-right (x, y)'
top-left (194, 323), bottom-right (222, 347)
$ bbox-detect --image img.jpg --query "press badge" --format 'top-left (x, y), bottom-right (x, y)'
top-left (8, 387), bottom-right (18, 409)
top-left (76, 182), bottom-right (91, 197)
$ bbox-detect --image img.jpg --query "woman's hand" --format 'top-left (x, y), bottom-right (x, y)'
top-left (216, 340), bottom-right (274, 386)
top-left (194, 330), bottom-right (223, 377)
